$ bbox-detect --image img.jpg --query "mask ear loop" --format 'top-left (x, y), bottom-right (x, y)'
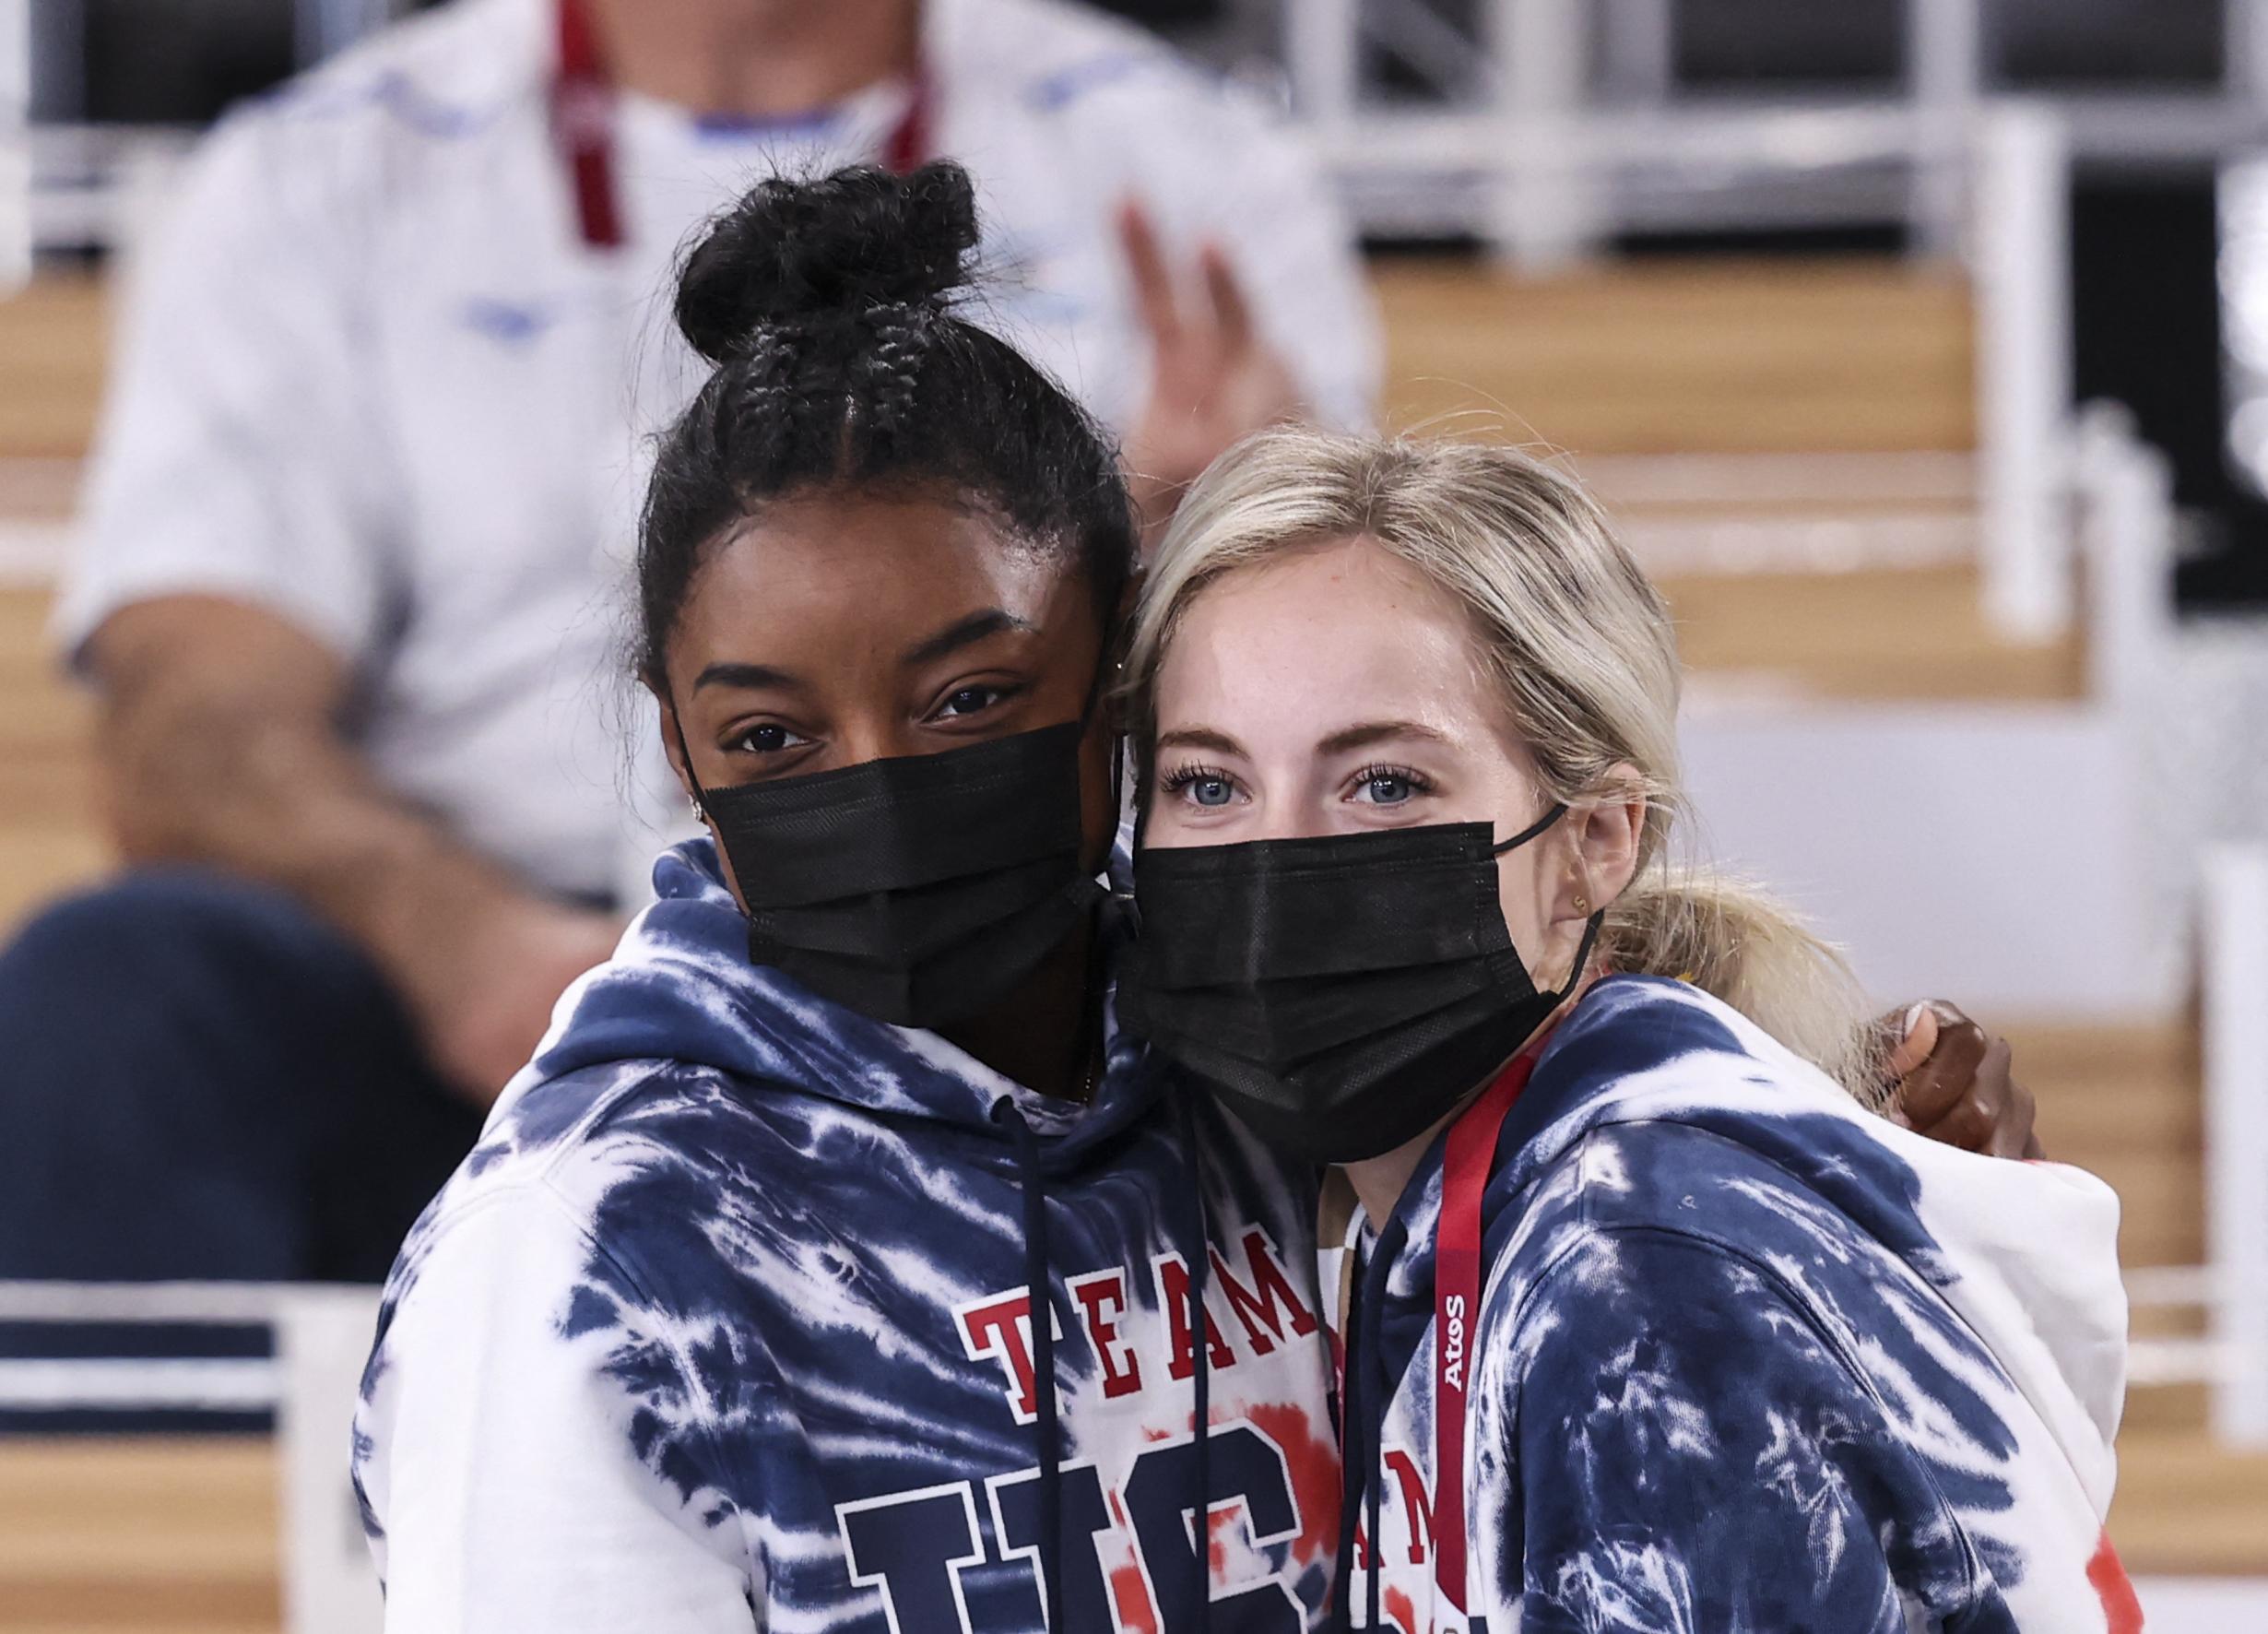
top-left (1490, 801), bottom-right (1568, 855)
top-left (1555, 906), bottom-right (1607, 1001)
top-left (1490, 802), bottom-right (1604, 994)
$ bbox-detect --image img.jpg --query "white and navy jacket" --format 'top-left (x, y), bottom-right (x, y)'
top-left (353, 840), bottom-right (1342, 1632)
top-left (1335, 977), bottom-right (2136, 1632)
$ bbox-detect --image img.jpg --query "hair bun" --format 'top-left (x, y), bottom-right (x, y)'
top-left (674, 160), bottom-right (981, 364)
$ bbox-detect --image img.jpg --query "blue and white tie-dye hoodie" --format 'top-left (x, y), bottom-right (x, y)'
top-left (1335, 976), bottom-right (2135, 1634)
top-left (353, 840), bottom-right (1344, 1633)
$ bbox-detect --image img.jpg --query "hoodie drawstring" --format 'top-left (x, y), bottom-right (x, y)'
top-left (1331, 1220), bottom-right (1407, 1630)
top-left (994, 1101), bottom-right (1064, 1633)
top-left (1330, 1240), bottom-right (1366, 1631)
top-left (1175, 1088), bottom-right (1214, 1634)
top-left (1363, 1222), bottom-right (1404, 1632)
top-left (996, 1090), bottom-right (1216, 1634)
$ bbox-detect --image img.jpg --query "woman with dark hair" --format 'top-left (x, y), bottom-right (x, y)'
top-left (353, 160), bottom-right (1343, 1634)
top-left (353, 161), bottom-right (2038, 1632)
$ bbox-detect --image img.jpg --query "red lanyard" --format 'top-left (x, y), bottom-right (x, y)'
top-left (1430, 1046), bottom-right (1539, 1615)
top-left (550, 0), bottom-right (931, 251)
top-left (552, 0), bottom-right (622, 248)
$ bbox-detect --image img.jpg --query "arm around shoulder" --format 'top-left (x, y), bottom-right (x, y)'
top-left (355, 1181), bottom-right (755, 1633)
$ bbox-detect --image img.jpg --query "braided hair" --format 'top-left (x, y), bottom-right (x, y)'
top-left (636, 162), bottom-right (1136, 681)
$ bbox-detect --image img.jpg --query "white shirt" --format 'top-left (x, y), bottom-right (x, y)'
top-left (60, 0), bottom-right (1378, 903)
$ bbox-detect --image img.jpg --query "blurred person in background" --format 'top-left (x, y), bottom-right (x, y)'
top-left (0, 0), bottom-right (1377, 1285)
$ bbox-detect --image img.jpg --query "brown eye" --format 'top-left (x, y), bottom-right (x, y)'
top-left (729, 723), bottom-right (809, 754)
top-left (939, 686), bottom-right (1002, 716)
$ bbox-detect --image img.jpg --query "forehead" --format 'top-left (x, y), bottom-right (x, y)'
top-left (1156, 535), bottom-right (1498, 733)
top-left (675, 491), bottom-right (1074, 653)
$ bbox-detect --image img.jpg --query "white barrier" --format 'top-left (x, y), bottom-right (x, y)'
top-left (0, 1279), bottom-right (386, 1632)
top-left (2203, 845), bottom-right (2268, 1445)
top-left (277, 1287), bottom-right (388, 1634)
top-left (0, 0), bottom-right (27, 293)
top-left (1972, 104), bottom-right (2074, 640)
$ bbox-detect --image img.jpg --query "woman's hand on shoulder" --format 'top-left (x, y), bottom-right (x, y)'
top-left (1880, 1000), bottom-right (2045, 1160)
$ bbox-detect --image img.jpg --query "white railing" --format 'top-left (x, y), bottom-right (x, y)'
top-left (22, 122), bottom-right (195, 256)
top-left (0, 0), bottom-right (27, 294)
top-left (2122, 844), bottom-right (2268, 1444)
top-left (2072, 406), bottom-right (2179, 716)
top-left (2203, 845), bottom-right (2268, 1445)
top-left (1972, 104), bottom-right (2073, 638)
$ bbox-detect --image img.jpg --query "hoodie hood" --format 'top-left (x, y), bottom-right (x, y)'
top-left (504, 837), bottom-right (1159, 1167)
top-left (1373, 976), bottom-right (2126, 1505)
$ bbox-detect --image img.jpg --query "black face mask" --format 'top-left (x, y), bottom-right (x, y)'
top-left (689, 721), bottom-right (1104, 1028)
top-left (1118, 806), bottom-right (1602, 1165)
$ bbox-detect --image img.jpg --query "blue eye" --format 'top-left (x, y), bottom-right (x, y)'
top-left (1162, 764), bottom-right (1242, 809)
top-left (1349, 764), bottom-right (1429, 806)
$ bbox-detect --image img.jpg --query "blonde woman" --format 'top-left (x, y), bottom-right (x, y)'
top-left (1117, 430), bottom-right (2138, 1632)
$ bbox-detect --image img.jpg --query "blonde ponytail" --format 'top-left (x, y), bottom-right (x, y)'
top-left (1128, 427), bottom-right (1885, 1107)
top-left (1601, 866), bottom-right (1886, 1107)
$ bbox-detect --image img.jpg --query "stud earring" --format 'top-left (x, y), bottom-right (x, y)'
top-left (1572, 892), bottom-right (1589, 915)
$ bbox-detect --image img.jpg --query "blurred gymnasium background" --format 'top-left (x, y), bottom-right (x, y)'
top-left (5, 0), bottom-right (2268, 1628)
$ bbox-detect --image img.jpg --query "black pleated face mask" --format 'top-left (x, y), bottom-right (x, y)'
top-left (694, 721), bottom-right (1104, 1028)
top-left (1118, 806), bottom-right (1602, 1165)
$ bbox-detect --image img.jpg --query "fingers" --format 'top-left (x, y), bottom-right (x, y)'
top-left (1891, 1003), bottom-right (1988, 1130)
top-left (1905, 1039), bottom-right (2032, 1157)
top-left (1121, 201), bottom-right (1262, 361)
top-left (1883, 1000), bottom-right (2044, 1158)
top-left (1198, 241), bottom-right (1257, 355)
top-left (1117, 198), bottom-right (1182, 350)
top-left (1881, 1001), bottom-right (1939, 1083)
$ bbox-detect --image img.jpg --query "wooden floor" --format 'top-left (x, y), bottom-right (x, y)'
top-left (0, 1439), bottom-right (278, 1633)
top-left (0, 276), bottom-right (109, 462)
top-left (1371, 256), bottom-right (1977, 456)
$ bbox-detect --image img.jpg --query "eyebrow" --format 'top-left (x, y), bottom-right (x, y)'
top-left (692, 660), bottom-right (805, 693)
top-left (903, 608), bottom-right (1035, 669)
top-left (1316, 719), bottom-right (1453, 756)
top-left (1155, 727), bottom-right (1245, 757)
